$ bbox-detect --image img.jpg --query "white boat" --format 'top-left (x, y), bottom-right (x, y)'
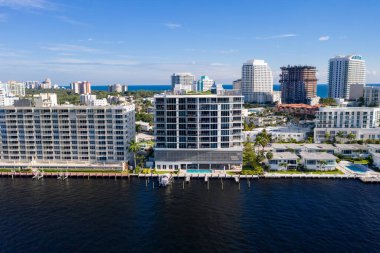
top-left (158, 174), bottom-right (172, 187)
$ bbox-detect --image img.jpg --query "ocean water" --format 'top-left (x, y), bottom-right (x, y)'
top-left (0, 178), bottom-right (379, 252)
top-left (67, 84), bottom-right (380, 98)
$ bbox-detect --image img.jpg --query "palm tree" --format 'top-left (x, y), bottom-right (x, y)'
top-left (128, 140), bottom-right (140, 168)
top-left (318, 160), bottom-right (328, 170)
top-left (279, 162), bottom-right (288, 170)
top-left (336, 131), bottom-right (345, 138)
top-left (347, 133), bottom-right (356, 142)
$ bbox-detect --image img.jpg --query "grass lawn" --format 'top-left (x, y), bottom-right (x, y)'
top-left (353, 160), bottom-right (369, 165)
top-left (267, 169), bottom-right (344, 175)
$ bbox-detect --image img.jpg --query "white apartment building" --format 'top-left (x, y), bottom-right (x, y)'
top-left (328, 55), bottom-right (366, 100)
top-left (154, 90), bottom-right (243, 170)
top-left (314, 107), bottom-right (380, 142)
top-left (171, 73), bottom-right (195, 90)
top-left (80, 94), bottom-right (108, 106)
top-left (0, 105), bottom-right (135, 168)
top-left (6, 81), bottom-right (25, 97)
top-left (244, 126), bottom-right (310, 143)
top-left (364, 86), bottom-right (380, 106)
top-left (241, 59), bottom-right (273, 104)
top-left (34, 93), bottom-right (58, 107)
top-left (0, 83), bottom-right (20, 106)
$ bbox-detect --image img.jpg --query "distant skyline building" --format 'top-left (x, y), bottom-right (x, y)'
top-left (328, 55), bottom-right (366, 100)
top-left (280, 65), bottom-right (317, 104)
top-left (241, 59), bottom-right (273, 104)
top-left (171, 73), bottom-right (195, 90)
top-left (40, 78), bottom-right (52, 89)
top-left (70, 81), bottom-right (91, 94)
top-left (233, 79), bottom-right (242, 90)
top-left (108, 83), bottom-right (128, 93)
top-left (196, 75), bottom-right (214, 92)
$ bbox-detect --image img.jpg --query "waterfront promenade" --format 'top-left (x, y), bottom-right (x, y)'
top-left (1, 171), bottom-right (379, 183)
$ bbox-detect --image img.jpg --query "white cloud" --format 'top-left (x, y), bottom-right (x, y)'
top-left (218, 49), bottom-right (238, 54)
top-left (41, 44), bottom-right (98, 53)
top-left (0, 0), bottom-right (53, 9)
top-left (46, 58), bottom-right (140, 67)
top-left (163, 22), bottom-right (181, 29)
top-left (256, 34), bottom-right (297, 40)
top-left (210, 62), bottom-right (227, 66)
top-left (319, 36), bottom-right (330, 41)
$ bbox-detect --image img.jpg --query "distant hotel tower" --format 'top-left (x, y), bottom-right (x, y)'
top-left (241, 59), bottom-right (273, 104)
top-left (328, 55), bottom-right (366, 100)
top-left (280, 66), bottom-right (317, 104)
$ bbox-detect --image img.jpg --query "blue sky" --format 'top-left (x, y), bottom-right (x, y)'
top-left (0, 0), bottom-right (379, 85)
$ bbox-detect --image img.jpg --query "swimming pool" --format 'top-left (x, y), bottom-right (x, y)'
top-left (186, 169), bottom-right (212, 174)
top-left (346, 164), bottom-right (369, 173)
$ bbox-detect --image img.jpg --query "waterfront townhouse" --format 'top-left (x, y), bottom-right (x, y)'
top-left (314, 107), bottom-right (380, 143)
top-left (271, 143), bottom-right (305, 154)
top-left (0, 104), bottom-right (135, 170)
top-left (334, 144), bottom-right (369, 158)
top-left (154, 90), bottom-right (243, 170)
top-left (367, 144), bottom-right (380, 168)
top-left (268, 152), bottom-right (299, 170)
top-left (299, 152), bottom-right (338, 170)
top-left (304, 144), bottom-right (335, 154)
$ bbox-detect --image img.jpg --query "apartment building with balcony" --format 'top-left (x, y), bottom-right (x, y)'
top-left (154, 90), bottom-right (243, 170)
top-left (0, 105), bottom-right (135, 170)
top-left (314, 107), bottom-right (380, 143)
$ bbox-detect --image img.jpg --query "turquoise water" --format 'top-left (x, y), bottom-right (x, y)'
top-left (346, 165), bottom-right (369, 173)
top-left (186, 169), bottom-right (212, 174)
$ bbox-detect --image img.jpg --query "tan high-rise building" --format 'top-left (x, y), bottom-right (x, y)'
top-left (70, 81), bottom-right (91, 94)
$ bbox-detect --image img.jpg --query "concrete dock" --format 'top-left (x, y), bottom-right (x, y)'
top-left (1, 171), bottom-right (379, 183)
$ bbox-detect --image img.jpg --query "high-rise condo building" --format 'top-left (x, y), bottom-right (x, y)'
top-left (171, 73), bottom-right (195, 90)
top-left (328, 55), bottom-right (366, 100)
top-left (280, 65), bottom-right (317, 104)
top-left (196, 75), bottom-right (214, 92)
top-left (0, 105), bottom-right (135, 170)
top-left (154, 90), bottom-right (243, 170)
top-left (241, 59), bottom-right (273, 103)
top-left (71, 81), bottom-right (92, 94)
